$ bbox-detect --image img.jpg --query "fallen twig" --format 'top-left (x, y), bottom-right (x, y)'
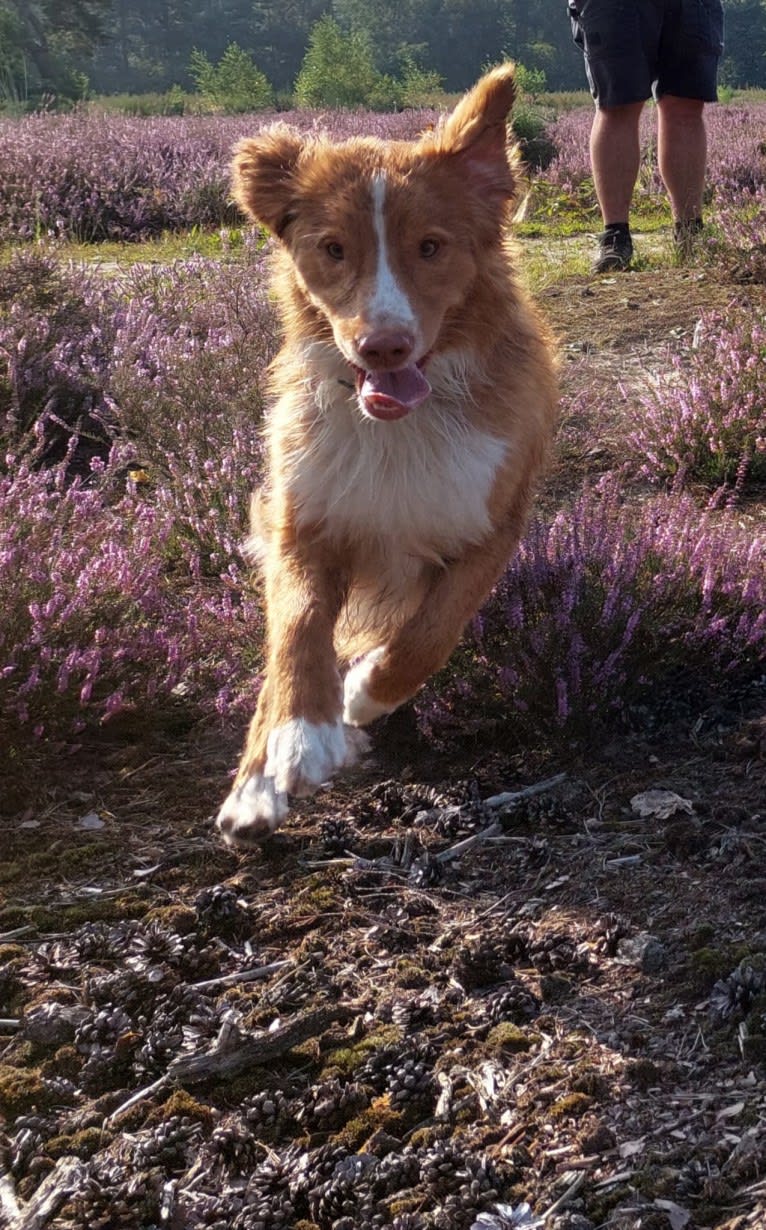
top-left (168, 1004), bottom-right (354, 1085)
top-left (4, 1157), bottom-right (86, 1230)
top-left (483, 773), bottom-right (567, 810)
top-left (1, 1160), bottom-right (22, 1224)
top-left (105, 1074), bottom-right (170, 1127)
top-left (190, 959), bottom-right (292, 992)
top-left (0, 926), bottom-right (36, 944)
top-left (542, 1169), bottom-right (588, 1220)
top-left (435, 822), bottom-right (503, 863)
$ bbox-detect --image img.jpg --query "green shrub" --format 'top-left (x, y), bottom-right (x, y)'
top-left (515, 63), bottom-right (548, 99)
top-left (398, 54), bottom-right (444, 108)
top-left (294, 16), bottom-right (391, 109)
top-left (189, 42), bottom-right (273, 113)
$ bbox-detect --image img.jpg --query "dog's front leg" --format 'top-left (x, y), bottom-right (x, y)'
top-left (217, 543), bottom-right (353, 845)
top-left (344, 511), bottom-right (528, 727)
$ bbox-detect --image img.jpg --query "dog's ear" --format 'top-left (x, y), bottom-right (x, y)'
top-left (231, 126), bottom-right (304, 238)
top-left (431, 63), bottom-right (518, 201)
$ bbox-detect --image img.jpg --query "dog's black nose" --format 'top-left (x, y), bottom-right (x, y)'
top-left (356, 329), bottom-right (415, 368)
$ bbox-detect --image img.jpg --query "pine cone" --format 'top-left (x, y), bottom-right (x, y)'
top-left (483, 981), bottom-right (541, 1024)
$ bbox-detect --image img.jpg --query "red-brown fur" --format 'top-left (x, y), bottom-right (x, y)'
top-left (217, 65), bottom-right (558, 846)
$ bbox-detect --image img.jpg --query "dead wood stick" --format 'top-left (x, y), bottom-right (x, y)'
top-left (542, 1168), bottom-right (588, 1220)
top-left (168, 1004), bottom-right (353, 1085)
top-left (435, 822), bottom-right (503, 863)
top-left (0, 926), bottom-right (36, 944)
top-left (7, 1157), bottom-right (86, 1230)
top-left (191, 959), bottom-right (291, 992)
top-left (104, 1074), bottom-right (170, 1127)
top-left (1, 1162), bottom-right (22, 1224)
top-left (483, 772), bottom-right (567, 810)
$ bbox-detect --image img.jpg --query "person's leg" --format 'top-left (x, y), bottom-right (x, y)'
top-left (568, 0), bottom-right (657, 270)
top-left (656, 94), bottom-right (707, 224)
top-left (590, 100), bottom-right (645, 226)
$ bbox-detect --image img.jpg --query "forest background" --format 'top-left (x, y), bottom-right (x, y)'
top-left (3, 0), bottom-right (766, 113)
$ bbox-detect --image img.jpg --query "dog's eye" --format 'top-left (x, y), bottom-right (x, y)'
top-left (419, 237), bottom-right (441, 259)
top-left (325, 241), bottom-right (344, 261)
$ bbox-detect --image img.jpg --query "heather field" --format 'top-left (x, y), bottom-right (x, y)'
top-left (1, 103), bottom-right (766, 1230)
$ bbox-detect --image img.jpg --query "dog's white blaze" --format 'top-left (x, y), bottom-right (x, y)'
top-left (368, 173), bottom-right (416, 327)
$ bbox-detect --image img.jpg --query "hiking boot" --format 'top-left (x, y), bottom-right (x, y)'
top-left (593, 227), bottom-right (633, 273)
top-left (673, 217), bottom-right (704, 261)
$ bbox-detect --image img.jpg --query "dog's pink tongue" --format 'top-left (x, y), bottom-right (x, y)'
top-left (360, 365), bottom-right (431, 421)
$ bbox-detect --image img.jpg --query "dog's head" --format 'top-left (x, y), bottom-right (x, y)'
top-left (232, 64), bottom-right (519, 421)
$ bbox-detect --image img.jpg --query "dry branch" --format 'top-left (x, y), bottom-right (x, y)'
top-left (168, 1004), bottom-right (354, 1085)
top-left (483, 772), bottom-right (567, 809)
top-left (3, 1158), bottom-right (86, 1230)
top-left (191, 959), bottom-right (291, 992)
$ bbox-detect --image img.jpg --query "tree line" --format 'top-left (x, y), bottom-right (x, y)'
top-left (1, 0), bottom-right (765, 106)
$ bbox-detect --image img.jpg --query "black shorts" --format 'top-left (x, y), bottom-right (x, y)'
top-left (569, 0), bottom-right (724, 108)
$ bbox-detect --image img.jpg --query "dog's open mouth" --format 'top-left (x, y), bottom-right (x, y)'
top-left (353, 361), bottom-right (431, 421)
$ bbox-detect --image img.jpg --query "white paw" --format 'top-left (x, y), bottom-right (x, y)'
top-left (343, 648), bottom-right (396, 726)
top-left (216, 774), bottom-right (288, 846)
top-left (216, 718), bottom-right (365, 847)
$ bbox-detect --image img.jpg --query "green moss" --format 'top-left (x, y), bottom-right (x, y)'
top-left (25, 842), bottom-right (105, 875)
top-left (0, 906), bottom-right (31, 929)
top-left (549, 1092), bottom-right (592, 1120)
top-left (571, 1070), bottom-right (610, 1101)
top-left (332, 1095), bottom-right (404, 1150)
top-left (486, 1022), bottom-right (536, 1053)
top-left (394, 958), bottom-right (429, 989)
top-left (321, 1026), bottom-right (403, 1079)
top-left (145, 904), bottom-right (197, 934)
top-left (40, 1046), bottom-right (83, 1080)
top-left (387, 1196), bottom-right (423, 1218)
top-left (46, 1127), bottom-right (104, 1159)
top-left (148, 1088), bottom-right (216, 1128)
top-left (625, 1058), bottom-right (665, 1091)
top-left (0, 1065), bottom-right (55, 1116)
top-left (689, 923), bottom-right (716, 947)
top-left (557, 1037), bottom-right (589, 1061)
top-left (632, 1163), bottom-right (681, 1199)
top-left (686, 945), bottom-right (750, 993)
top-left (13, 893), bottom-right (149, 931)
top-left (18, 1160), bottom-right (54, 1199)
top-left (293, 875), bottom-right (342, 915)
top-left (224, 1071), bottom-right (277, 1102)
top-left (0, 944), bottom-right (28, 964)
top-left (586, 1184), bottom-right (635, 1224)
top-left (408, 1125), bottom-right (442, 1149)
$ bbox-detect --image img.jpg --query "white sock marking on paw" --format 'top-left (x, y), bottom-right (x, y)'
top-left (265, 717), bottom-right (350, 797)
top-left (343, 648), bottom-right (397, 727)
top-left (216, 718), bottom-right (367, 845)
top-left (216, 774), bottom-right (288, 843)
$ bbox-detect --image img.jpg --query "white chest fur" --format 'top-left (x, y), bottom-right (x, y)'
top-left (284, 361), bottom-right (507, 563)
